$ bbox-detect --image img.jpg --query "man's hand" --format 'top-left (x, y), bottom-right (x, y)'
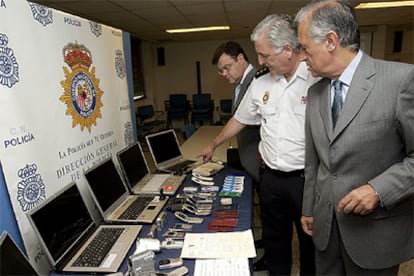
top-left (301, 216), bottom-right (314, 236)
top-left (337, 184), bottom-right (380, 215)
top-left (197, 143), bottom-right (215, 162)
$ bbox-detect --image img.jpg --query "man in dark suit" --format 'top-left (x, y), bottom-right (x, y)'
top-left (212, 41), bottom-right (261, 183)
top-left (295, 0), bottom-right (414, 274)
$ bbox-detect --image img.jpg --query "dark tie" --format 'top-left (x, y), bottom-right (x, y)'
top-left (332, 80), bottom-right (343, 128)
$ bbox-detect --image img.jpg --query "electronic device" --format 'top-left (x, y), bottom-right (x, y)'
top-left (162, 230), bottom-right (186, 240)
top-left (145, 129), bottom-right (202, 173)
top-left (174, 211), bottom-right (204, 224)
top-left (0, 231), bottom-right (39, 276)
top-left (191, 176), bottom-right (214, 186)
top-left (158, 258), bottom-right (183, 269)
top-left (169, 223), bottom-right (193, 232)
top-left (168, 266), bottom-right (189, 276)
top-left (192, 161), bottom-right (224, 176)
top-left (117, 142), bottom-right (185, 195)
top-left (26, 182), bottom-right (141, 273)
top-left (128, 250), bottom-right (156, 276)
top-left (84, 156), bottom-right (168, 224)
top-left (182, 203), bottom-right (211, 216)
top-left (161, 239), bottom-right (184, 250)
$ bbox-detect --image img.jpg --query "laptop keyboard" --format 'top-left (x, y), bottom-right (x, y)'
top-left (73, 227), bottom-right (124, 267)
top-left (166, 160), bottom-right (195, 172)
top-left (118, 196), bottom-right (153, 220)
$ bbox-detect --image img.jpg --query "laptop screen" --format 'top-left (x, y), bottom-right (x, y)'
top-left (146, 130), bottom-right (181, 164)
top-left (28, 183), bottom-right (93, 266)
top-left (0, 231), bottom-right (39, 276)
top-left (84, 158), bottom-right (126, 212)
top-left (117, 143), bottom-right (149, 189)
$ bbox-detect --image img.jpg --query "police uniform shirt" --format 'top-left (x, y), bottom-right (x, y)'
top-left (234, 62), bottom-right (320, 172)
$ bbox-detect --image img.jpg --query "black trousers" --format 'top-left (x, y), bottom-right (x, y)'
top-left (259, 167), bottom-right (315, 276)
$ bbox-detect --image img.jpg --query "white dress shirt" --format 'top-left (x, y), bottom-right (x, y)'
top-left (235, 62), bottom-right (320, 172)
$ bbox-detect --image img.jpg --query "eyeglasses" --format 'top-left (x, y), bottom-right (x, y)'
top-left (217, 58), bottom-right (237, 75)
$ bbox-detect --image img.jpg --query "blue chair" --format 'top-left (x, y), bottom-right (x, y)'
top-left (181, 124), bottom-right (196, 140)
top-left (165, 94), bottom-right (189, 127)
top-left (191, 93), bottom-right (214, 126)
top-left (219, 99), bottom-right (233, 124)
top-left (136, 105), bottom-right (167, 134)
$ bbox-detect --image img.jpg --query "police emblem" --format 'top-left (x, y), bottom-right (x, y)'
top-left (0, 33), bottom-right (19, 88)
top-left (29, 2), bottom-right (53, 27)
top-left (16, 164), bottom-right (46, 212)
top-left (89, 21), bottom-right (102, 37)
top-left (60, 42), bottom-right (104, 132)
top-left (115, 49), bottom-right (126, 79)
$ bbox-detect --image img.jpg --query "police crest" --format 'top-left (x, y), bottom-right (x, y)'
top-left (17, 164), bottom-right (46, 212)
top-left (29, 2), bottom-right (53, 27)
top-left (0, 33), bottom-right (19, 88)
top-left (60, 42), bottom-right (104, 132)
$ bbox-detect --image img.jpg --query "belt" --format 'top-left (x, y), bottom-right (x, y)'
top-left (265, 165), bottom-right (304, 177)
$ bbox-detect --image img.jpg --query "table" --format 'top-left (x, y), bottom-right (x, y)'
top-left (180, 126), bottom-right (238, 163)
top-left (50, 166), bottom-right (253, 275)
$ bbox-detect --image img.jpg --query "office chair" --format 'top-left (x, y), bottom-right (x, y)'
top-left (136, 105), bottom-right (167, 134)
top-left (181, 124), bottom-right (196, 140)
top-left (191, 93), bottom-right (214, 126)
top-left (219, 99), bottom-right (233, 124)
top-left (165, 94), bottom-right (189, 127)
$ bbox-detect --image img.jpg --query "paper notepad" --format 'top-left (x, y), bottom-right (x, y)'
top-left (180, 229), bottom-right (256, 259)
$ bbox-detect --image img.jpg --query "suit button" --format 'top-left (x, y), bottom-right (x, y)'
top-left (332, 173), bottom-right (337, 179)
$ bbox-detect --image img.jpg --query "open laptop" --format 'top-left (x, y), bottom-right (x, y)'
top-left (84, 156), bottom-right (168, 224)
top-left (0, 231), bottom-right (39, 276)
top-left (145, 129), bottom-right (201, 173)
top-left (117, 142), bottom-right (185, 196)
top-left (26, 182), bottom-right (141, 273)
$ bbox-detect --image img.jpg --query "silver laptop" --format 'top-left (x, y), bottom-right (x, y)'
top-left (145, 129), bottom-right (201, 173)
top-left (84, 156), bottom-right (168, 224)
top-left (116, 142), bottom-right (185, 196)
top-left (0, 231), bottom-right (39, 276)
top-left (26, 182), bottom-right (141, 273)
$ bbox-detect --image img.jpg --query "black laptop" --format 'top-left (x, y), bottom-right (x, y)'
top-left (0, 231), bottom-right (39, 275)
top-left (26, 182), bottom-right (141, 273)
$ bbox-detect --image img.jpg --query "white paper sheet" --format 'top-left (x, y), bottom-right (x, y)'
top-left (194, 258), bottom-right (250, 276)
top-left (180, 229), bottom-right (256, 259)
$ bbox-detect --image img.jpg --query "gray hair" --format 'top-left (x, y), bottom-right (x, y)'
top-left (251, 14), bottom-right (301, 53)
top-left (294, 0), bottom-right (360, 50)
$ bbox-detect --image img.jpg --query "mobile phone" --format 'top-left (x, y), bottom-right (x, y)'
top-left (174, 211), bottom-right (203, 224)
top-left (169, 223), bottom-right (193, 232)
top-left (161, 239), bottom-right (184, 249)
top-left (158, 257), bottom-right (183, 269)
top-left (162, 230), bottom-right (186, 239)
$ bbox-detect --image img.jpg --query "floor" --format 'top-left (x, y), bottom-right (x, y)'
top-left (143, 128), bottom-right (413, 276)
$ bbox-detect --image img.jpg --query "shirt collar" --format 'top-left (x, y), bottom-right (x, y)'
top-left (337, 50), bottom-right (363, 87)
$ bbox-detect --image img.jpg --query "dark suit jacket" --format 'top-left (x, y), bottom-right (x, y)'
top-left (233, 67), bottom-right (261, 182)
top-left (303, 53), bottom-right (414, 269)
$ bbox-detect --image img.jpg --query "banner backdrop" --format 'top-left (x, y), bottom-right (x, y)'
top-left (0, 0), bottom-right (135, 273)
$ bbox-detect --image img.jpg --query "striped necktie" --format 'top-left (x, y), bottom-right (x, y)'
top-left (332, 80), bottom-right (343, 128)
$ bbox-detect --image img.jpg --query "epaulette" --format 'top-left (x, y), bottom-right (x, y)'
top-left (255, 66), bottom-right (269, 78)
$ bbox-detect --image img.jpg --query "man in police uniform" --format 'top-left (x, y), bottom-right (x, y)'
top-left (199, 14), bottom-right (320, 275)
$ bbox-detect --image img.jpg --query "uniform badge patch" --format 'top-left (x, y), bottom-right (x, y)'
top-left (60, 42), bottom-right (104, 132)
